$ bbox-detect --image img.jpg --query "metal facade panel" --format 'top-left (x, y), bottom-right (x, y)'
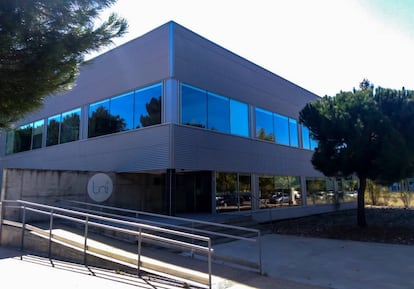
top-left (16, 24), bottom-right (171, 125)
top-left (1, 125), bottom-right (171, 173)
top-left (173, 125), bottom-right (322, 177)
top-left (172, 23), bottom-right (319, 118)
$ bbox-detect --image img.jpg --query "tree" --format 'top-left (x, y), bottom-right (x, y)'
top-left (299, 83), bottom-right (413, 227)
top-left (0, 0), bottom-right (127, 128)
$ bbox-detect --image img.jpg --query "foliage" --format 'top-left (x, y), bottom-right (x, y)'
top-left (88, 106), bottom-right (126, 137)
top-left (0, 0), bottom-right (127, 128)
top-left (299, 80), bottom-right (414, 227)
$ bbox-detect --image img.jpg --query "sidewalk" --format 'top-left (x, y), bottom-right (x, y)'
top-left (213, 234), bottom-right (414, 289)
top-left (1, 233), bottom-right (413, 289)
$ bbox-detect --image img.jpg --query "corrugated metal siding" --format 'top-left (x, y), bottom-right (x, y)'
top-left (16, 24), bottom-right (171, 125)
top-left (172, 23), bottom-right (319, 119)
top-left (173, 125), bottom-right (322, 177)
top-left (1, 125), bottom-right (171, 173)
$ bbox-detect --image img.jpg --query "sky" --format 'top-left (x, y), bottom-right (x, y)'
top-left (92, 0), bottom-right (414, 97)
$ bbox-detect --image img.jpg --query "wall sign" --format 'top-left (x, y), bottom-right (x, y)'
top-left (87, 173), bottom-right (113, 202)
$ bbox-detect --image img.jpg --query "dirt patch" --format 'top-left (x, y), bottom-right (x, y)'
top-left (270, 207), bottom-right (414, 245)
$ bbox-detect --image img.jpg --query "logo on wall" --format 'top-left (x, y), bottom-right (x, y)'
top-left (87, 173), bottom-right (113, 202)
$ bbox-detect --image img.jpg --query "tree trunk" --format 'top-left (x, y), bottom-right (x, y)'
top-left (357, 176), bottom-right (367, 227)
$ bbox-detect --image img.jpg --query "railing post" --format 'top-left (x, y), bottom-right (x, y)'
top-left (48, 210), bottom-right (54, 260)
top-left (0, 201), bottom-right (4, 246)
top-left (258, 231), bottom-right (263, 275)
top-left (208, 238), bottom-right (212, 289)
top-left (20, 205), bottom-right (26, 259)
top-left (83, 216), bottom-right (89, 265)
top-left (137, 227), bottom-right (142, 276)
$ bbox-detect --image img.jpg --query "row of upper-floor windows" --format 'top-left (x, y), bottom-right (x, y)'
top-left (5, 81), bottom-right (317, 155)
top-left (180, 83), bottom-right (318, 149)
top-left (5, 83), bottom-right (162, 154)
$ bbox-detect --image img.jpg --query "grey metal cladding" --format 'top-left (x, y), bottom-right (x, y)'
top-left (173, 125), bottom-right (322, 177)
top-left (1, 125), bottom-right (171, 173)
top-left (172, 22), bottom-right (319, 119)
top-left (23, 23), bottom-right (171, 125)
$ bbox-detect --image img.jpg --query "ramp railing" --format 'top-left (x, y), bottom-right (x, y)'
top-left (0, 200), bottom-right (213, 288)
top-left (62, 200), bottom-right (262, 273)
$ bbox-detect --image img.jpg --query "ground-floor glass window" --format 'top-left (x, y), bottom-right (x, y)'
top-left (216, 172), bottom-right (251, 213)
top-left (259, 175), bottom-right (302, 208)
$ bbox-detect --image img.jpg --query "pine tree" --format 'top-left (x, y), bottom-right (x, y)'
top-left (0, 0), bottom-right (127, 128)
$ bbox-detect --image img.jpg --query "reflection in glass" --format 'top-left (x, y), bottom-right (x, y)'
top-left (47, 114), bottom-right (61, 146)
top-left (302, 125), bottom-right (311, 149)
top-left (208, 92), bottom-right (230, 133)
top-left (274, 113), bottom-right (289, 145)
top-left (14, 124), bottom-right (32, 152)
top-left (260, 175), bottom-right (301, 208)
top-left (289, 119), bottom-right (299, 147)
top-left (255, 108), bottom-right (274, 141)
top-left (181, 84), bottom-right (207, 128)
top-left (216, 172), bottom-right (251, 212)
top-left (60, 108), bottom-right (80, 144)
top-left (135, 83), bottom-right (162, 128)
top-left (111, 92), bottom-right (134, 131)
top-left (32, 120), bottom-right (44, 149)
top-left (306, 177), bottom-right (332, 205)
top-left (88, 100), bottom-right (126, 137)
top-left (5, 130), bottom-right (14, 155)
top-left (230, 99), bottom-right (249, 137)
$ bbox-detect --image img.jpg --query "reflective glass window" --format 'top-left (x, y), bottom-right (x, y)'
top-left (134, 83), bottom-right (161, 128)
top-left (47, 114), bottom-right (61, 146)
top-left (88, 99), bottom-right (113, 137)
top-left (5, 130), bottom-right (14, 154)
top-left (208, 92), bottom-right (230, 133)
top-left (230, 99), bottom-right (249, 137)
top-left (32, 120), bottom-right (44, 149)
top-left (289, 119), bottom-right (299, 147)
top-left (274, 113), bottom-right (289, 145)
top-left (111, 92), bottom-right (134, 131)
top-left (302, 125), bottom-right (311, 149)
top-left (255, 108), bottom-right (274, 141)
top-left (14, 124), bottom-right (32, 152)
top-left (60, 108), bottom-right (80, 144)
top-left (181, 84), bottom-right (207, 128)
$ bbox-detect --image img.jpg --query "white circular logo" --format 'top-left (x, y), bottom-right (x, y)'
top-left (87, 173), bottom-right (113, 202)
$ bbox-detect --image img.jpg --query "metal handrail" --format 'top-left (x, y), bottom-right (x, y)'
top-left (0, 200), bottom-right (213, 288)
top-left (62, 200), bottom-right (262, 273)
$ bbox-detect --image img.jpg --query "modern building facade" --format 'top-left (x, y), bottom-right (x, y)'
top-left (0, 21), bottom-right (357, 221)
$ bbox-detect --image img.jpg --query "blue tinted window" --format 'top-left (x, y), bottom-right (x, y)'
top-left (47, 114), bottom-right (61, 146)
top-left (88, 99), bottom-right (113, 137)
top-left (134, 83), bottom-right (161, 128)
top-left (5, 130), bottom-right (14, 155)
top-left (289, 119), bottom-right (299, 147)
top-left (255, 108), bottom-right (274, 141)
top-left (111, 92), bottom-right (134, 131)
top-left (32, 120), bottom-right (44, 149)
top-left (14, 124), bottom-right (32, 152)
top-left (208, 92), bottom-right (230, 133)
top-left (302, 125), bottom-right (311, 149)
top-left (230, 99), bottom-right (249, 137)
top-left (274, 113), bottom-right (289, 145)
top-left (61, 108), bottom-right (80, 144)
top-left (181, 84), bottom-right (207, 128)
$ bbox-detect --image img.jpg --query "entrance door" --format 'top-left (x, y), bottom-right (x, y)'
top-left (175, 171), bottom-right (212, 214)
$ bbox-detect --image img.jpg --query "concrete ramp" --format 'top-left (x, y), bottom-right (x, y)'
top-left (2, 220), bottom-right (211, 287)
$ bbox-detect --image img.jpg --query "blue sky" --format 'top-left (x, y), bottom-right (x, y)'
top-left (93, 0), bottom-right (414, 97)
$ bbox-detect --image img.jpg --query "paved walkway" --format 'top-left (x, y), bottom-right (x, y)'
top-left (1, 234), bottom-right (413, 289)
